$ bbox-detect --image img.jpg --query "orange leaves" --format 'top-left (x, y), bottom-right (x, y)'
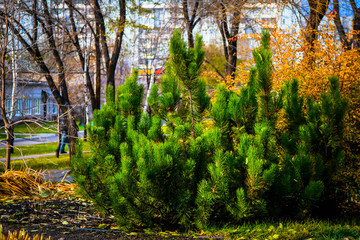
top-left (234, 22), bottom-right (360, 105)
top-left (228, 36), bottom-right (239, 42)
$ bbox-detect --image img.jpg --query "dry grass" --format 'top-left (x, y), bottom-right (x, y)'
top-left (0, 168), bottom-right (77, 199)
top-left (0, 225), bottom-right (51, 240)
top-left (0, 169), bottom-right (46, 196)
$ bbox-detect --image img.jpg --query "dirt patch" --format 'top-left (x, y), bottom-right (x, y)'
top-left (0, 198), bottom-right (206, 240)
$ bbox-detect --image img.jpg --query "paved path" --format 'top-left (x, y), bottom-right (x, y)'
top-left (1, 152), bottom-right (68, 162)
top-left (0, 131), bottom-right (86, 182)
top-left (0, 151), bottom-right (90, 162)
top-left (43, 169), bottom-right (74, 183)
top-left (0, 131), bottom-right (84, 149)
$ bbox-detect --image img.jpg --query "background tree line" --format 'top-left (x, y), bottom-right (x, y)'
top-left (0, 0), bottom-right (358, 171)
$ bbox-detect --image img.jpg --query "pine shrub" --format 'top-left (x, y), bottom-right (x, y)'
top-left (72, 30), bottom-right (349, 230)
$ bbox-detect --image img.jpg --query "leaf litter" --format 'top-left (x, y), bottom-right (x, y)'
top-left (0, 169), bottom-right (202, 239)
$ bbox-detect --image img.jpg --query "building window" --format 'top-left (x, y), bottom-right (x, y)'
top-left (245, 26), bottom-right (254, 34)
top-left (52, 102), bottom-right (57, 114)
top-left (154, 8), bottom-right (163, 28)
top-left (5, 100), bottom-right (11, 114)
top-left (34, 98), bottom-right (41, 115)
top-left (15, 100), bottom-right (21, 116)
top-left (24, 99), bottom-right (31, 115)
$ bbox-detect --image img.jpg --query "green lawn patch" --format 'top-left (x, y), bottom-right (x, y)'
top-left (0, 142), bottom-right (59, 158)
top-left (0, 134), bottom-right (34, 141)
top-left (0, 122), bottom-right (58, 134)
top-left (200, 219), bottom-right (360, 240)
top-left (0, 121), bottom-right (85, 134)
top-left (0, 152), bottom-right (91, 171)
top-left (0, 141), bottom-right (90, 158)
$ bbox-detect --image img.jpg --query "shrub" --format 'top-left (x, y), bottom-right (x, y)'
top-left (234, 22), bottom-right (360, 212)
top-left (73, 30), bottom-right (348, 230)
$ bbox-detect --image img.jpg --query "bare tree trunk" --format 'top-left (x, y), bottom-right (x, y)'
top-left (8, 125), bottom-right (14, 154)
top-left (182, 0), bottom-right (202, 48)
top-left (0, 0), bottom-right (12, 170)
top-left (217, 20), bottom-right (229, 73)
top-left (91, 0), bottom-right (126, 99)
top-left (5, 129), bottom-right (13, 170)
top-left (1, 61), bottom-right (13, 171)
top-left (41, 0), bottom-right (79, 159)
top-left (227, 37), bottom-right (238, 80)
top-left (56, 109), bottom-right (61, 158)
top-left (83, 8), bottom-right (90, 140)
top-left (9, 34), bottom-right (17, 154)
top-left (349, 0), bottom-right (360, 48)
top-left (106, 0), bottom-right (126, 90)
top-left (0, 0), bottom-right (79, 161)
top-left (83, 106), bottom-right (87, 141)
top-left (95, 22), bottom-right (101, 109)
top-left (217, 2), bottom-right (241, 82)
top-left (333, 0), bottom-right (352, 50)
top-left (65, 0), bottom-right (97, 111)
top-left (305, 0), bottom-right (330, 52)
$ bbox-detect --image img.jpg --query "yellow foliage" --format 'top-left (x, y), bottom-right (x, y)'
top-left (0, 225), bottom-right (51, 240)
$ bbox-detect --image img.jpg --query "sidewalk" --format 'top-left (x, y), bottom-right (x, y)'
top-left (43, 169), bottom-right (74, 183)
top-left (0, 151), bottom-right (89, 182)
top-left (0, 150), bottom-right (90, 162)
top-left (0, 131), bottom-right (86, 183)
top-left (0, 152), bottom-right (66, 162)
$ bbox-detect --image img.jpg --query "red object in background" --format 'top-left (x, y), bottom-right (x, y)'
top-left (228, 35), bottom-right (239, 42)
top-left (297, 46), bottom-right (307, 52)
top-left (328, 9), bottom-right (337, 17)
top-left (155, 68), bottom-right (164, 75)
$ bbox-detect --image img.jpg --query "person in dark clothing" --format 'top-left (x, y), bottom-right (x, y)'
top-left (59, 115), bottom-right (69, 154)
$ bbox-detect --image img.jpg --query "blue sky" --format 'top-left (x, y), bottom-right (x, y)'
top-left (300, 0), bottom-right (359, 17)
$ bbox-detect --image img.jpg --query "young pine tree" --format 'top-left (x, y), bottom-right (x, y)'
top-left (73, 31), bottom-right (212, 230)
top-left (169, 29), bottom-right (210, 138)
top-left (196, 31), bottom-right (279, 227)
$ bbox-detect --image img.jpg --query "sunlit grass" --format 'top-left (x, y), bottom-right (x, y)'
top-left (0, 121), bottom-right (58, 134)
top-left (0, 121), bottom-right (85, 135)
top-left (198, 219), bottom-right (360, 240)
top-left (0, 134), bottom-right (34, 141)
top-left (0, 141), bottom-right (90, 158)
top-left (0, 152), bottom-right (91, 171)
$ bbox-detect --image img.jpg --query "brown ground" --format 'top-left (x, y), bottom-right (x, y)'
top-left (0, 198), bottom-right (210, 240)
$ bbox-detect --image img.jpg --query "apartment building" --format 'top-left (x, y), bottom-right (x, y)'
top-left (236, 0), bottom-right (301, 60)
top-left (0, 73), bottom-right (58, 122)
top-left (131, 0), bottom-right (183, 87)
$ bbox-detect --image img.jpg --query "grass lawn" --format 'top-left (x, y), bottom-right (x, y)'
top-left (0, 152), bottom-right (91, 171)
top-left (0, 122), bottom-right (58, 134)
top-left (0, 121), bottom-right (85, 135)
top-left (200, 219), bottom-right (360, 240)
top-left (0, 141), bottom-right (91, 158)
top-left (0, 142), bottom-right (60, 158)
top-left (0, 141), bottom-right (91, 171)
